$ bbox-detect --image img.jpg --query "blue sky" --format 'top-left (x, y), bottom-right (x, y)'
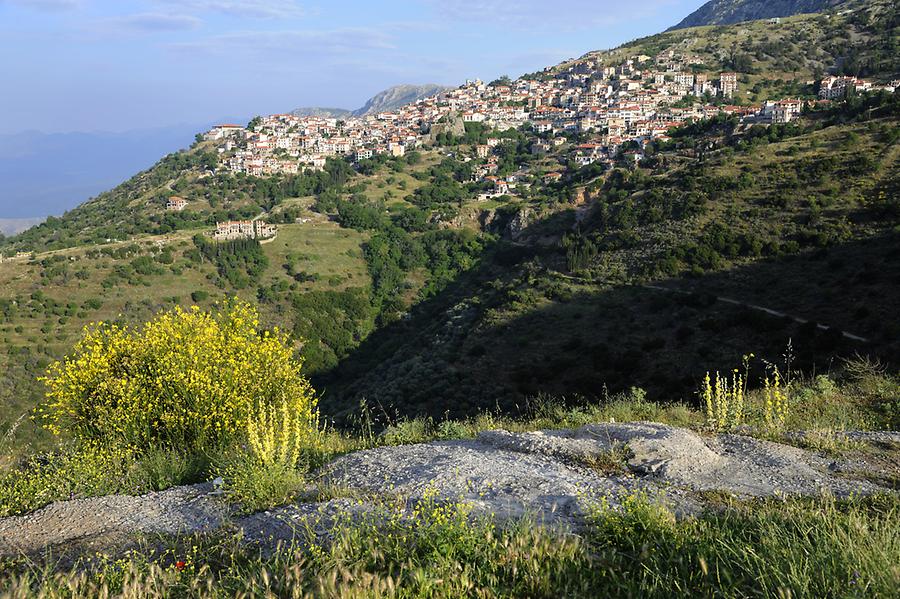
top-left (0, 0), bottom-right (707, 134)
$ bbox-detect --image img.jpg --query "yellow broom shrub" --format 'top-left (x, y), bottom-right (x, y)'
top-left (40, 299), bottom-right (318, 454)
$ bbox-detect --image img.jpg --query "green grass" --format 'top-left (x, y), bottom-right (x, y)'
top-left (258, 220), bottom-right (369, 293)
top-left (0, 354), bottom-right (898, 596)
top-left (3, 490), bottom-right (898, 597)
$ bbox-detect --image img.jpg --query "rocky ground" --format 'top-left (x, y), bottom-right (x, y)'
top-left (1, 422), bottom-right (898, 563)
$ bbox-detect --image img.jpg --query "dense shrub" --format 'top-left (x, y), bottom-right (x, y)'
top-left (40, 300), bottom-right (318, 454)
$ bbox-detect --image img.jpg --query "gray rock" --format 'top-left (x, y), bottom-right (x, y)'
top-left (0, 483), bottom-right (230, 559)
top-left (0, 422), bottom-right (894, 560)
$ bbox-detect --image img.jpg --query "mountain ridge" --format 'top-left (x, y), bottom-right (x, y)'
top-left (291, 83), bottom-right (452, 119)
top-left (670, 0), bottom-right (849, 30)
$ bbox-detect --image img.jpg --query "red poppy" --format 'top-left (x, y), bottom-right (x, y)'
top-left (175, 560), bottom-right (187, 571)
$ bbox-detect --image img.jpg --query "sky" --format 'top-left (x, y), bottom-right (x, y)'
top-left (0, 0), bottom-right (708, 135)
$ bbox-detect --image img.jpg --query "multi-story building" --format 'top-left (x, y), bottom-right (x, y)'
top-left (720, 72), bottom-right (738, 98)
top-left (213, 220), bottom-right (277, 242)
top-left (166, 196), bottom-right (188, 211)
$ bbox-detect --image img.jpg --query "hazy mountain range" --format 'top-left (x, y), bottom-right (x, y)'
top-left (0, 218), bottom-right (45, 237)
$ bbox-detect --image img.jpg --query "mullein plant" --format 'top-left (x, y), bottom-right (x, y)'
top-left (763, 366), bottom-right (789, 431)
top-left (701, 354), bottom-right (751, 431)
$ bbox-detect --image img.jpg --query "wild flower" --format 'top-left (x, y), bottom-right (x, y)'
top-left (700, 354), bottom-right (753, 432)
top-left (764, 366), bottom-right (790, 431)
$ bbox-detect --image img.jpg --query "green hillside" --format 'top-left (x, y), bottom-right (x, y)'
top-left (560, 0), bottom-right (898, 101)
top-left (0, 148), bottom-right (485, 452)
top-left (0, 2), bottom-right (898, 453)
top-left (317, 95), bottom-right (900, 421)
top-left (671, 0), bottom-right (848, 30)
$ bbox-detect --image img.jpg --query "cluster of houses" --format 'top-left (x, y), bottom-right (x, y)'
top-left (201, 48), bottom-right (754, 179)
top-left (201, 44), bottom-right (898, 182)
top-left (213, 220), bottom-right (277, 242)
top-left (817, 76), bottom-right (897, 100)
top-left (207, 112), bottom-right (421, 177)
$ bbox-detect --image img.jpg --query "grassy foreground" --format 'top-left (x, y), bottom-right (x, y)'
top-left (1, 369), bottom-right (898, 598)
top-left (1, 491), bottom-right (898, 598)
top-left (0, 300), bottom-right (897, 597)
top-left (2, 359), bottom-right (897, 519)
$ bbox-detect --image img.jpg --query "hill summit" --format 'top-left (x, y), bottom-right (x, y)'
top-left (670, 0), bottom-right (849, 29)
top-left (292, 83), bottom-right (451, 119)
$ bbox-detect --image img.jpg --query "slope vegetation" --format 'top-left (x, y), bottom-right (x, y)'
top-left (671, 0), bottom-right (848, 30)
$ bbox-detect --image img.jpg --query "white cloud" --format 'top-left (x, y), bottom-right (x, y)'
top-left (102, 12), bottom-right (202, 32)
top-left (169, 27), bottom-right (394, 58)
top-left (0, 0), bottom-right (80, 11)
top-left (155, 0), bottom-right (306, 19)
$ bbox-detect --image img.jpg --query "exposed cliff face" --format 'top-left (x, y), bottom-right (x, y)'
top-left (352, 84), bottom-right (451, 116)
top-left (670, 0), bottom-right (848, 30)
top-left (424, 111), bottom-right (466, 143)
top-left (291, 84), bottom-right (451, 119)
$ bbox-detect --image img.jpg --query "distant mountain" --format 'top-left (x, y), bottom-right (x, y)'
top-left (291, 84), bottom-right (452, 120)
top-left (352, 84), bottom-right (451, 116)
top-left (670, 0), bottom-right (848, 29)
top-left (289, 107), bottom-right (353, 119)
top-left (0, 218), bottom-right (45, 237)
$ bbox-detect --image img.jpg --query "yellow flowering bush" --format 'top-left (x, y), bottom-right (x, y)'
top-left (40, 299), bottom-right (318, 454)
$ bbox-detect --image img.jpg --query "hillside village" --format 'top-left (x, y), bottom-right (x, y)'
top-left (205, 50), bottom-right (897, 190)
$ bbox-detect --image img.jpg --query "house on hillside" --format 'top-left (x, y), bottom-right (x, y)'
top-left (818, 76), bottom-right (868, 100)
top-left (484, 175), bottom-right (510, 195)
top-left (531, 141), bottom-right (552, 155)
top-left (204, 124), bottom-right (244, 141)
top-left (542, 172), bottom-right (563, 184)
top-left (166, 196), bottom-right (188, 211)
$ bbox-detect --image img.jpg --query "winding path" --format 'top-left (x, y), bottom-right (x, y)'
top-left (641, 284), bottom-right (870, 343)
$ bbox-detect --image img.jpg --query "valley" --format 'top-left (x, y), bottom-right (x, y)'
top-left (0, 0), bottom-right (897, 452)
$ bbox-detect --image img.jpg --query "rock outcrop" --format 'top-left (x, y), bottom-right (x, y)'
top-left (292, 84), bottom-right (451, 120)
top-left (425, 112), bottom-right (466, 143)
top-left (1, 423), bottom-right (896, 560)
